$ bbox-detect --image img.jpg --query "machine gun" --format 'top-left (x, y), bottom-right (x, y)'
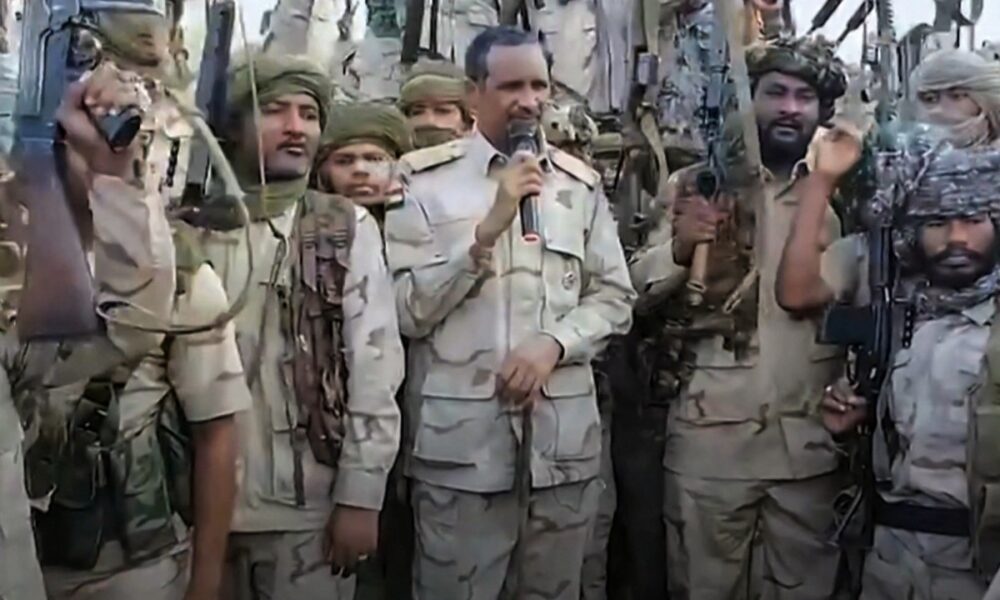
top-left (818, 3), bottom-right (914, 597)
top-left (10, 0), bottom-right (157, 339)
top-left (183, 0), bottom-right (234, 205)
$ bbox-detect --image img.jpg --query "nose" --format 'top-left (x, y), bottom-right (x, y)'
top-left (948, 221), bottom-right (972, 245)
top-left (778, 94), bottom-right (805, 117)
top-left (284, 110), bottom-right (307, 136)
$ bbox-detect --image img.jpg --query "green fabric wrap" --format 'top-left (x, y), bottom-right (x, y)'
top-left (319, 102), bottom-right (413, 159)
top-left (228, 53), bottom-right (333, 129)
top-left (241, 178), bottom-right (309, 222)
top-left (746, 36), bottom-right (848, 122)
top-left (398, 59), bottom-right (470, 111)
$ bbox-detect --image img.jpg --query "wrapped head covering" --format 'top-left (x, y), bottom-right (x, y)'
top-left (910, 49), bottom-right (1000, 147)
top-left (227, 52), bottom-right (334, 129)
top-left (888, 132), bottom-right (1000, 315)
top-left (398, 59), bottom-right (471, 113)
top-left (746, 35), bottom-right (848, 123)
top-left (317, 102), bottom-right (413, 165)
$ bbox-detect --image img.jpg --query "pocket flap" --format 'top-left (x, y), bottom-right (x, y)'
top-left (412, 397), bottom-right (499, 465)
top-left (542, 364), bottom-right (594, 398)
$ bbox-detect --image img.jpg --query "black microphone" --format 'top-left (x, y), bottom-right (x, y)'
top-left (506, 119), bottom-right (541, 243)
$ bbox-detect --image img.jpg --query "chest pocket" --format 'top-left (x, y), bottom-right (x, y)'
top-left (541, 194), bottom-right (587, 314)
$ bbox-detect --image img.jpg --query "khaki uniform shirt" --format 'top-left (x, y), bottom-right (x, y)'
top-left (386, 132), bottom-right (636, 493)
top-left (630, 168), bottom-right (844, 480)
top-left (201, 203), bottom-right (404, 533)
top-left (874, 301), bottom-right (993, 570)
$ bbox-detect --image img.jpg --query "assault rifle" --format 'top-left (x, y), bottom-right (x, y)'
top-left (11, 0), bottom-right (158, 339)
top-left (183, 0), bottom-right (234, 205)
top-left (819, 2), bottom-right (913, 597)
top-left (685, 16), bottom-right (729, 308)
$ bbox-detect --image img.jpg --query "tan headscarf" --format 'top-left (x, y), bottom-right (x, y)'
top-left (911, 49), bottom-right (1000, 147)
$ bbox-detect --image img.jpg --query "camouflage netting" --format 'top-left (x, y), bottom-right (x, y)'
top-left (319, 101), bottom-right (413, 162)
top-left (746, 35), bottom-right (848, 122)
top-left (227, 52), bottom-right (334, 129)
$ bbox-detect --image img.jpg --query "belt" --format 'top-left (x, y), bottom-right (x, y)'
top-left (874, 496), bottom-right (970, 538)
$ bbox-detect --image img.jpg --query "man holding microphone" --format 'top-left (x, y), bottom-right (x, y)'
top-left (385, 25), bottom-right (635, 600)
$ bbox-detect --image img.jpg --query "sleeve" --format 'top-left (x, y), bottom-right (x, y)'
top-left (627, 172), bottom-right (688, 312)
top-left (385, 191), bottom-right (490, 339)
top-left (32, 176), bottom-right (176, 387)
top-left (541, 189), bottom-right (637, 364)
top-left (167, 264), bottom-right (251, 422)
top-left (332, 208), bottom-right (404, 510)
top-left (820, 233), bottom-right (866, 305)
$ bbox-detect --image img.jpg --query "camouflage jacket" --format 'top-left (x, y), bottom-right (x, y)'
top-left (630, 164), bottom-right (844, 481)
top-left (874, 301), bottom-right (993, 570)
top-left (386, 133), bottom-right (636, 493)
top-left (200, 200), bottom-right (404, 532)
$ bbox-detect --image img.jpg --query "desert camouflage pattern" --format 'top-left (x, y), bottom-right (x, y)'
top-left (632, 166), bottom-right (844, 596)
top-left (387, 132), bottom-right (635, 493)
top-left (199, 201), bottom-right (403, 533)
top-left (41, 543), bottom-right (188, 600)
top-left (411, 478), bottom-right (602, 599)
top-left (860, 301), bottom-right (993, 598)
top-left (580, 405), bottom-right (615, 600)
top-left (631, 166), bottom-right (843, 481)
top-left (140, 94), bottom-right (193, 209)
top-left (225, 530), bottom-right (357, 599)
top-left (664, 470), bottom-right (842, 598)
top-left (526, 0), bottom-right (598, 102)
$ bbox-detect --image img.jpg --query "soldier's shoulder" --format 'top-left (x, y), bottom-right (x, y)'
top-left (400, 139), bottom-right (467, 175)
top-left (550, 148), bottom-right (599, 190)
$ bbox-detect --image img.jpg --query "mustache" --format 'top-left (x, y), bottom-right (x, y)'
top-left (767, 117), bottom-right (803, 131)
top-left (929, 245), bottom-right (986, 264)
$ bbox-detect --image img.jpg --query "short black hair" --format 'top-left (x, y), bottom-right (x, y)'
top-left (464, 26), bottom-right (553, 83)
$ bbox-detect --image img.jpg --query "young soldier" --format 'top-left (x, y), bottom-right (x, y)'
top-left (314, 101), bottom-right (412, 227)
top-left (194, 53), bottom-right (404, 599)
top-left (629, 36), bottom-right (849, 598)
top-left (397, 59), bottom-right (474, 149)
top-left (805, 137), bottom-right (1000, 599)
top-left (386, 26), bottom-right (635, 598)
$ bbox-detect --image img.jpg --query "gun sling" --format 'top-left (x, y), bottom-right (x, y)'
top-left (874, 496), bottom-right (970, 537)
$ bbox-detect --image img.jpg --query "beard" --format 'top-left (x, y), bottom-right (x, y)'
top-left (922, 243), bottom-right (997, 289)
top-left (758, 120), bottom-right (816, 166)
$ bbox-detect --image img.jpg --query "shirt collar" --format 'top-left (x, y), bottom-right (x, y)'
top-left (468, 129), bottom-right (553, 176)
top-left (962, 298), bottom-right (996, 326)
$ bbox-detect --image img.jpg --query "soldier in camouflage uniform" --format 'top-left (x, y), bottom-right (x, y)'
top-left (398, 58), bottom-right (473, 149)
top-left (312, 100), bottom-right (414, 600)
top-left (315, 101), bottom-right (412, 225)
top-left (630, 36), bottom-right (848, 598)
top-left (385, 26), bottom-right (635, 599)
top-left (32, 10), bottom-right (250, 600)
top-left (803, 137), bottom-right (1000, 599)
top-left (191, 53), bottom-right (403, 600)
top-left (540, 98), bottom-right (615, 600)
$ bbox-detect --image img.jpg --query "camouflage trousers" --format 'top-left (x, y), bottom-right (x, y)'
top-left (0, 445), bottom-right (45, 600)
top-left (580, 411), bottom-right (616, 600)
top-left (223, 530), bottom-right (356, 600)
top-left (411, 478), bottom-right (602, 599)
top-left (663, 471), bottom-right (842, 600)
top-left (860, 527), bottom-right (985, 600)
top-left (43, 542), bottom-right (188, 600)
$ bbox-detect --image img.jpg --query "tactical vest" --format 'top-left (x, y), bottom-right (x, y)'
top-left (283, 191), bottom-right (355, 503)
top-left (970, 298), bottom-right (1000, 579)
top-left (26, 347), bottom-right (192, 570)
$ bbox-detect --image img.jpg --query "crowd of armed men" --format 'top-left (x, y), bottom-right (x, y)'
top-left (7, 0), bottom-right (1000, 599)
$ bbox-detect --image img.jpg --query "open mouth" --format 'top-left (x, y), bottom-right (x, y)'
top-left (279, 145), bottom-right (306, 157)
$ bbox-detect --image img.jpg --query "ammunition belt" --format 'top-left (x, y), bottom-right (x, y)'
top-left (875, 496), bottom-right (970, 538)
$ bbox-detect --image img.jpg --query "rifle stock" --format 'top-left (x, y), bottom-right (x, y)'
top-left (11, 0), bottom-right (161, 340)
